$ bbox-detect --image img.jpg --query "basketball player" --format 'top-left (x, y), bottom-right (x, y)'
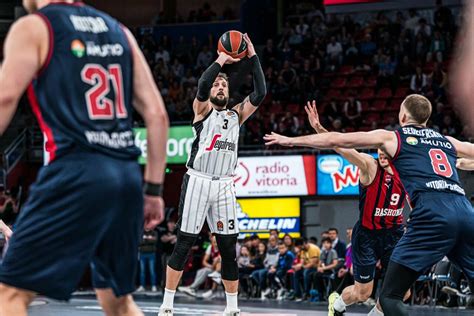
top-left (304, 101), bottom-right (407, 316)
top-left (0, 1), bottom-right (169, 315)
top-left (159, 34), bottom-right (266, 316)
top-left (265, 94), bottom-right (474, 316)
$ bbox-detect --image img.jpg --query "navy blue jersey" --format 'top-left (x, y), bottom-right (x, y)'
top-left (391, 125), bottom-right (465, 203)
top-left (28, 2), bottom-right (140, 164)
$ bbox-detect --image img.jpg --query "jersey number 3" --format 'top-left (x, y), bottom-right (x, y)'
top-left (81, 64), bottom-right (128, 120)
top-left (429, 149), bottom-right (453, 177)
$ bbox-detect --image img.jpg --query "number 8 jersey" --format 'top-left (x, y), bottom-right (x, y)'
top-left (391, 125), bottom-right (465, 203)
top-left (28, 2), bottom-right (140, 164)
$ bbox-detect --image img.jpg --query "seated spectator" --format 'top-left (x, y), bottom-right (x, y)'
top-left (291, 238), bottom-right (320, 301)
top-left (328, 227), bottom-right (346, 259)
top-left (439, 114), bottom-right (460, 137)
top-left (396, 55), bottom-right (414, 83)
top-left (429, 31), bottom-right (446, 62)
top-left (410, 66), bottom-right (428, 94)
top-left (335, 228), bottom-right (354, 294)
top-left (178, 235), bottom-right (220, 297)
top-left (155, 45), bottom-right (170, 63)
top-left (249, 235), bottom-right (261, 257)
top-left (343, 94), bottom-right (362, 128)
top-left (405, 9), bottom-right (419, 32)
top-left (414, 18), bottom-right (432, 38)
top-left (283, 233), bottom-right (294, 252)
top-left (429, 62), bottom-right (448, 101)
top-left (196, 45), bottom-right (213, 69)
top-left (385, 116), bottom-right (401, 131)
top-left (264, 241), bottom-right (295, 300)
top-left (295, 17), bottom-right (309, 37)
top-left (251, 235), bottom-right (279, 298)
top-left (323, 99), bottom-right (343, 126)
top-left (326, 36), bottom-right (343, 68)
top-left (359, 34), bottom-right (377, 57)
top-left (312, 237), bottom-right (339, 301)
top-left (137, 229), bottom-right (158, 292)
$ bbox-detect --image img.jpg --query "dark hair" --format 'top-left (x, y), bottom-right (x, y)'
top-left (309, 236), bottom-right (318, 244)
top-left (278, 240), bottom-right (287, 247)
top-left (250, 235), bottom-right (260, 241)
top-left (328, 228), bottom-right (338, 234)
top-left (216, 72), bottom-right (229, 84)
top-left (321, 230), bottom-right (329, 235)
top-left (322, 237), bottom-right (332, 244)
top-left (294, 238), bottom-right (304, 247)
top-left (403, 94), bottom-right (432, 124)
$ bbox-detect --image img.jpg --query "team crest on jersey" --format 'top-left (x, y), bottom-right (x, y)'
top-left (71, 40), bottom-right (85, 58)
top-left (227, 111), bottom-right (236, 117)
top-left (406, 137), bottom-right (418, 145)
top-left (217, 221), bottom-right (224, 231)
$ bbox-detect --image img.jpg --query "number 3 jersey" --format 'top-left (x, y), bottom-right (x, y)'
top-left (29, 2), bottom-right (140, 164)
top-left (359, 163), bottom-right (406, 230)
top-left (186, 108), bottom-right (240, 177)
top-left (392, 125), bottom-right (465, 203)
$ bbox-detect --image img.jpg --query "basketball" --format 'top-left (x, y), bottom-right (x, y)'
top-left (217, 30), bottom-right (247, 59)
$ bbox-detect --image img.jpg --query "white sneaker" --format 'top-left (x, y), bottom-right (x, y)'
top-left (202, 289), bottom-right (214, 299)
top-left (277, 288), bottom-right (286, 300)
top-left (158, 307), bottom-right (173, 316)
top-left (223, 308), bottom-right (240, 316)
top-left (151, 286), bottom-right (158, 292)
top-left (178, 286), bottom-right (197, 297)
top-left (208, 271), bottom-right (221, 279)
top-left (212, 276), bottom-right (222, 284)
top-left (136, 286), bottom-right (145, 292)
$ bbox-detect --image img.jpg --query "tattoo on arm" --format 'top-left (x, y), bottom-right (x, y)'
top-left (238, 97), bottom-right (249, 113)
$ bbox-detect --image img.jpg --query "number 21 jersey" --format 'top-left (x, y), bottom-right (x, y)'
top-left (29, 2), bottom-right (140, 164)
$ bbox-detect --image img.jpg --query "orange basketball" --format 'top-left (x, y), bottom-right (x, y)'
top-left (217, 30), bottom-right (248, 59)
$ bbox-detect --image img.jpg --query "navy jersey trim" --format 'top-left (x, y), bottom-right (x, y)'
top-left (27, 84), bottom-right (57, 163)
top-left (392, 130), bottom-right (401, 160)
top-left (34, 13), bottom-right (54, 77)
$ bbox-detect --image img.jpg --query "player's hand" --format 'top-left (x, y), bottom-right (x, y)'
top-left (242, 33), bottom-right (256, 58)
top-left (0, 225), bottom-right (12, 242)
top-left (263, 132), bottom-right (293, 147)
top-left (305, 100), bottom-right (326, 133)
top-left (143, 195), bottom-right (165, 231)
top-left (217, 51), bottom-right (241, 65)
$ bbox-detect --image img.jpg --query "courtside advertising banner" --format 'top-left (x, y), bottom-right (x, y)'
top-left (134, 126), bottom-right (194, 164)
top-left (237, 197), bottom-right (301, 238)
top-left (234, 155), bottom-right (316, 197)
top-left (317, 153), bottom-right (377, 195)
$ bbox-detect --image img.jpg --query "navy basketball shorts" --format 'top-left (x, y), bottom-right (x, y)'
top-left (0, 151), bottom-right (143, 300)
top-left (351, 221), bottom-right (403, 283)
top-left (390, 192), bottom-right (474, 280)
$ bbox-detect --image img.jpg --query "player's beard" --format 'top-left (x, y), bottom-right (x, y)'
top-left (210, 95), bottom-right (228, 108)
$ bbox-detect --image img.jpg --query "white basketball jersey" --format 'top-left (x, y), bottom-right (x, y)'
top-left (187, 108), bottom-right (240, 176)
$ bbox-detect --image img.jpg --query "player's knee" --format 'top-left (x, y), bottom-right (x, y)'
top-left (0, 283), bottom-right (34, 306)
top-left (168, 231), bottom-right (197, 271)
top-left (357, 288), bottom-right (372, 302)
top-left (215, 234), bottom-right (238, 281)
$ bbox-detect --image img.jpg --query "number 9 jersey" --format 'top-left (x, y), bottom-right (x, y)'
top-left (392, 125), bottom-right (465, 202)
top-left (28, 2), bottom-right (140, 164)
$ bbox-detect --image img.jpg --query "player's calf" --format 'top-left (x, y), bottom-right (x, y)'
top-left (96, 289), bottom-right (143, 316)
top-left (0, 283), bottom-right (35, 316)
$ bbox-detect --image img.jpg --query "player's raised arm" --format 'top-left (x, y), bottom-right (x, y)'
top-left (446, 136), bottom-right (474, 160)
top-left (124, 27), bottom-right (169, 229)
top-left (232, 34), bottom-right (266, 125)
top-left (456, 158), bottom-right (474, 171)
top-left (194, 52), bottom-right (240, 120)
top-left (305, 100), bottom-right (378, 184)
top-left (264, 128), bottom-right (398, 157)
top-left (0, 15), bottom-right (48, 135)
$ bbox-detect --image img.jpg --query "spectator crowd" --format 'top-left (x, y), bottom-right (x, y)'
top-left (135, 0), bottom-right (468, 148)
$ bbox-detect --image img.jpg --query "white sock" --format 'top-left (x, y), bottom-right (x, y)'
top-left (225, 291), bottom-right (238, 311)
top-left (162, 288), bottom-right (176, 308)
top-left (334, 295), bottom-right (348, 312)
top-left (367, 305), bottom-right (384, 316)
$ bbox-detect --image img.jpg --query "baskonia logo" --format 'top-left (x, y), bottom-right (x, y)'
top-left (233, 161), bottom-right (250, 186)
top-left (71, 39), bottom-right (85, 58)
top-left (406, 137), bottom-right (418, 145)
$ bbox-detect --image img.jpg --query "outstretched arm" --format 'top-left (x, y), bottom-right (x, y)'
top-left (232, 34), bottom-right (266, 125)
top-left (447, 136), bottom-right (474, 159)
top-left (457, 158), bottom-right (474, 171)
top-left (0, 220), bottom-right (12, 242)
top-left (264, 129), bottom-right (398, 157)
top-left (305, 101), bottom-right (378, 185)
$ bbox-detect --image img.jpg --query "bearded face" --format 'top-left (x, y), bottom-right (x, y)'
top-left (209, 77), bottom-right (229, 109)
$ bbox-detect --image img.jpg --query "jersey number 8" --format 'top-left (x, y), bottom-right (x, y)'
top-left (81, 64), bottom-right (128, 120)
top-left (429, 149), bottom-right (453, 177)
